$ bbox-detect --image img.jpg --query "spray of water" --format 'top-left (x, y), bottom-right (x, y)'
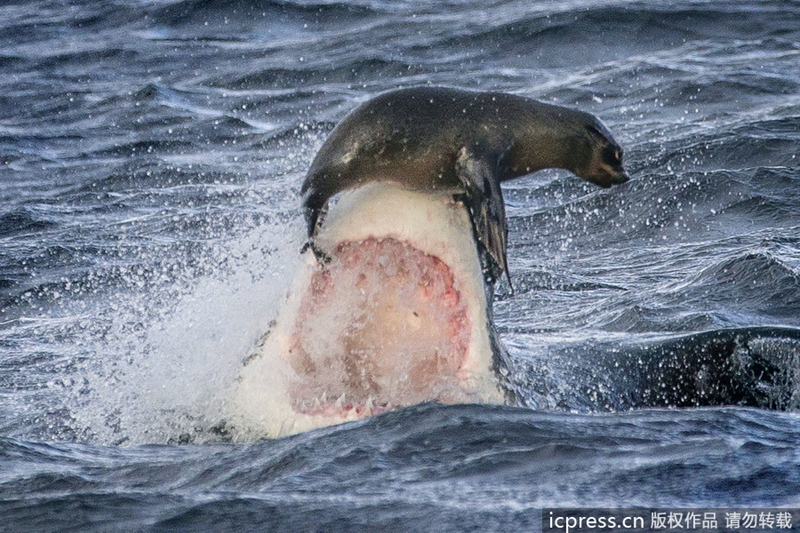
top-left (68, 218), bottom-right (303, 445)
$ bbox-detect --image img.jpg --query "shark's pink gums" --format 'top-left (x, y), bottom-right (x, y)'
top-left (285, 237), bottom-right (471, 418)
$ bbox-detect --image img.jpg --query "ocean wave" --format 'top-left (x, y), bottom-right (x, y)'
top-left (0, 208), bottom-right (58, 239)
top-left (149, 0), bottom-right (377, 30)
top-left (669, 252), bottom-right (800, 320)
top-left (207, 58), bottom-right (418, 91)
top-left (430, 2), bottom-right (800, 68)
top-left (2, 403), bottom-right (798, 529)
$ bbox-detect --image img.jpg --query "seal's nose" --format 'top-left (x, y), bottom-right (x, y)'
top-left (613, 170), bottom-right (630, 185)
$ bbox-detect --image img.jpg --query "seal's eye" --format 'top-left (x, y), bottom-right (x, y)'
top-left (602, 145), bottom-right (622, 167)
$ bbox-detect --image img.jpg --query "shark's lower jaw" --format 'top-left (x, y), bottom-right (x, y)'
top-left (229, 183), bottom-right (505, 438)
top-left (286, 236), bottom-right (472, 419)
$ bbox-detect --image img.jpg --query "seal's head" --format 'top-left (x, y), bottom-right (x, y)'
top-left (574, 118), bottom-right (629, 188)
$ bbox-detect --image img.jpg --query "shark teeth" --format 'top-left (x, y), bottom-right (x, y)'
top-left (364, 397), bottom-right (375, 417)
top-left (292, 392), bottom-right (393, 418)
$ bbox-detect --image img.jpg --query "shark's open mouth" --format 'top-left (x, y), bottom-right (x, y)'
top-left (229, 184), bottom-right (504, 438)
top-left (283, 237), bottom-right (472, 419)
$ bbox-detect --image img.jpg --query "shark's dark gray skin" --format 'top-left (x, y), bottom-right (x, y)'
top-left (301, 85), bottom-right (629, 283)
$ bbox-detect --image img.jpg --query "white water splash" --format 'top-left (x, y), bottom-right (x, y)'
top-left (70, 218), bottom-right (303, 445)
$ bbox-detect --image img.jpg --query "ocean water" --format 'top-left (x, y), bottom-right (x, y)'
top-left (1, 0), bottom-right (799, 531)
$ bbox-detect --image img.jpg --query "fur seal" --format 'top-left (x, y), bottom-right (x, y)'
top-left (228, 87), bottom-right (628, 437)
top-left (302, 86), bottom-right (628, 282)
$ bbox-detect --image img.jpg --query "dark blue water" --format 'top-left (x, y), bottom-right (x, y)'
top-left (1, 0), bottom-right (799, 531)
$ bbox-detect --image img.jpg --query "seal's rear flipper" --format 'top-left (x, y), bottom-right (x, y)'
top-left (300, 240), bottom-right (332, 264)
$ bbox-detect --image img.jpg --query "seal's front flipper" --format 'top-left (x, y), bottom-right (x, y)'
top-left (455, 147), bottom-right (510, 287)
